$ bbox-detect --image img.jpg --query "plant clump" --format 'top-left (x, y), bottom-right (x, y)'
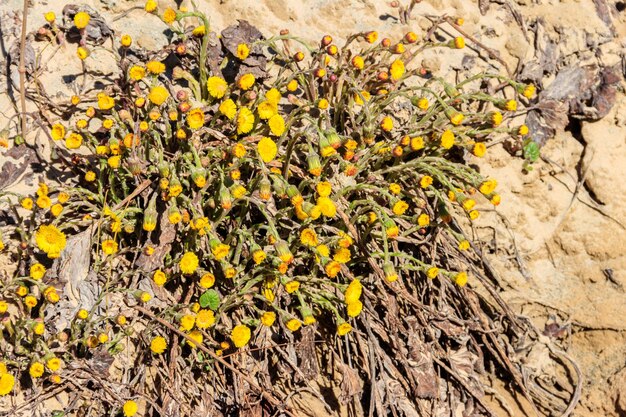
top-left (0, 3), bottom-right (577, 416)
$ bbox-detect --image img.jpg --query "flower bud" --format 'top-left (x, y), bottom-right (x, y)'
top-left (254, 177), bottom-right (270, 200)
top-left (219, 186), bottom-right (233, 210)
top-left (176, 90), bottom-right (188, 101)
top-left (307, 154), bottom-right (322, 176)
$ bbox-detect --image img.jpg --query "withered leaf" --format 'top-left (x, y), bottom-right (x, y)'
top-left (0, 145), bottom-right (36, 190)
top-left (339, 364), bottom-right (363, 403)
top-left (62, 4), bottom-right (113, 45)
top-left (135, 209), bottom-right (176, 272)
top-left (220, 20), bottom-right (268, 80)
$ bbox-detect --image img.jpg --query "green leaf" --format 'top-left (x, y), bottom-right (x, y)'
top-left (523, 140), bottom-right (540, 163)
top-left (199, 289), bottom-right (220, 310)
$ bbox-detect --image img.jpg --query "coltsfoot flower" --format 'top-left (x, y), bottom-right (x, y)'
top-left (180, 252), bottom-right (199, 275)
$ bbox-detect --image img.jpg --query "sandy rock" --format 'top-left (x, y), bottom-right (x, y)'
top-left (580, 114), bottom-right (626, 207)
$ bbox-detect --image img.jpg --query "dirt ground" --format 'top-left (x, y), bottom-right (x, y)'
top-left (1, 0), bottom-right (625, 416)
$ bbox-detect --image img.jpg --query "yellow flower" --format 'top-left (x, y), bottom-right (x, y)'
top-left (207, 76), bottom-right (228, 98)
top-left (490, 111), bottom-right (503, 126)
top-left (257, 101), bottom-right (278, 120)
top-left (389, 183), bottom-right (401, 195)
top-left (440, 130), bottom-right (455, 149)
top-left (219, 99), bottom-right (237, 119)
top-left (523, 84), bottom-right (535, 98)
top-left (237, 43), bottom-right (250, 60)
top-left (29, 362), bottom-right (44, 378)
top-left (462, 199), bottom-right (476, 211)
top-left (44, 12), bottom-right (56, 23)
top-left (65, 132), bottom-right (83, 149)
top-left (51, 123), bottom-right (65, 140)
top-left (120, 34), bottom-right (132, 47)
top-left (196, 309), bottom-right (215, 329)
top-left (57, 192), bottom-right (70, 203)
top-left (286, 319), bottom-right (301, 332)
top-left (30, 263), bottom-right (46, 280)
top-left (287, 79), bottom-right (298, 92)
top-left (123, 400), bottom-right (138, 417)
top-left (316, 244), bottom-right (330, 257)
top-left (458, 240), bottom-right (470, 251)
top-left (146, 61), bottom-right (165, 74)
top-left (85, 171), bottom-right (96, 182)
top-left (187, 330), bottom-right (203, 348)
top-left (265, 88), bottom-right (281, 104)
top-left (199, 272), bottom-right (215, 288)
top-left (285, 281), bottom-right (300, 293)
top-left (179, 314), bottom-right (196, 331)
top-left (149, 85), bottom-right (169, 106)
top-left (473, 142), bottom-right (487, 157)
top-left (192, 25), bottom-right (206, 36)
top-left (180, 252), bottom-right (199, 275)
top-left (325, 260), bottom-right (341, 278)
top-left (417, 213), bottom-right (430, 227)
top-left (333, 248), bottom-right (351, 264)
top-left (420, 176), bottom-right (433, 188)
top-left (365, 31), bottom-right (378, 43)
top-left (36, 224), bottom-right (66, 258)
top-left (479, 179), bottom-right (497, 195)
top-left (0, 373), bottom-right (15, 396)
top-left (97, 93), bottom-right (115, 110)
top-left (261, 311), bottom-right (276, 327)
top-left (257, 137), bottom-right (277, 162)
top-left (268, 114), bottom-right (285, 136)
top-left (337, 322), bottom-right (352, 336)
top-left (245, 248), bottom-right (264, 266)
top-left (455, 272), bottom-right (468, 287)
top-left (414, 97), bottom-right (429, 110)
top-left (108, 155), bottom-right (121, 169)
top-left (317, 196), bottom-right (336, 218)
top-left (380, 116), bottom-right (393, 132)
top-left (505, 100), bottom-right (517, 111)
top-left (389, 59), bottom-right (405, 81)
top-left (152, 270), bottom-right (167, 286)
top-left (237, 107), bottom-right (255, 134)
top-left (344, 279), bottom-right (362, 304)
top-left (392, 200), bottom-right (408, 215)
top-left (212, 243), bottom-right (230, 260)
top-left (351, 55), bottom-right (364, 70)
top-left (145, 0), bottom-right (157, 12)
top-left (46, 358), bottom-right (62, 371)
top-left (518, 125), bottom-right (529, 136)
top-left (469, 210), bottom-right (480, 220)
top-left (427, 267), bottom-right (439, 279)
top-left (129, 65), bottom-right (145, 81)
top-left (150, 336), bottom-right (167, 354)
top-left (450, 112), bottom-right (464, 125)
top-left (318, 98), bottom-right (329, 110)
top-left (316, 181), bottom-right (332, 197)
top-left (453, 36), bottom-right (465, 49)
top-left (232, 143), bottom-right (246, 158)
top-left (238, 73), bottom-right (255, 90)
top-left (36, 195), bottom-right (51, 209)
top-left (231, 324), bottom-right (251, 348)
top-left (299, 228), bottom-right (318, 246)
top-left (187, 108), bottom-right (205, 129)
top-left (162, 8), bottom-right (177, 23)
top-left (347, 300), bottom-right (363, 317)
top-left (102, 239), bottom-right (118, 255)
top-left (73, 12), bottom-right (90, 29)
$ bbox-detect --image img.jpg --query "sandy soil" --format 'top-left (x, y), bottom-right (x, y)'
top-left (1, 0), bottom-right (625, 415)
